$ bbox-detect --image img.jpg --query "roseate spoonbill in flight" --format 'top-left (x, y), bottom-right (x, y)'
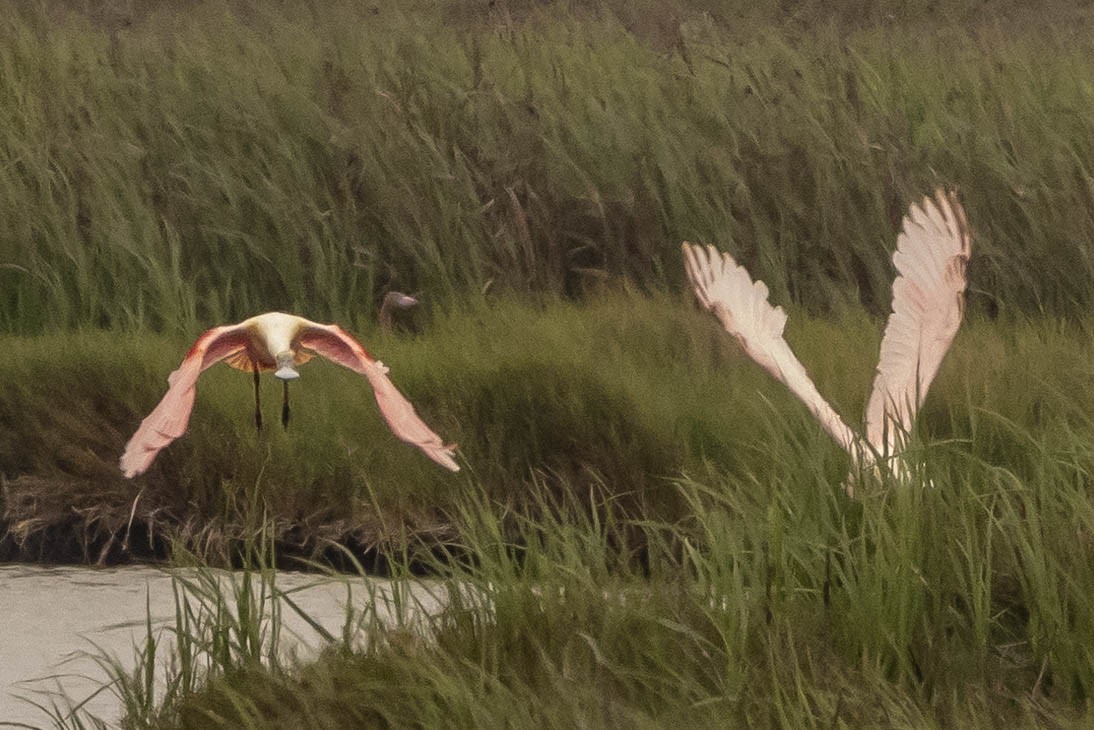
top-left (682, 189), bottom-right (970, 490)
top-left (120, 312), bottom-right (459, 478)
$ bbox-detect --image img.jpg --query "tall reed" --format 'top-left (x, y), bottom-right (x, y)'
top-left (2, 2), bottom-right (1093, 334)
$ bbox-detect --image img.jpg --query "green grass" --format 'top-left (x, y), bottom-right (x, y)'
top-left (3, 1), bottom-right (1094, 334)
top-left (3, 294), bottom-right (1093, 563)
top-left (55, 397), bottom-right (1094, 726)
top-left (7, 0), bottom-right (1094, 726)
top-left (0, 294), bottom-right (769, 563)
top-left (7, 297), bottom-right (1094, 726)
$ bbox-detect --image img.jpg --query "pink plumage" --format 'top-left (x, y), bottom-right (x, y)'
top-left (682, 189), bottom-right (971, 485)
top-left (120, 313), bottom-right (459, 477)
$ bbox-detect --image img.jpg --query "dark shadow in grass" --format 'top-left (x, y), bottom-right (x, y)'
top-left (459, 361), bottom-right (682, 503)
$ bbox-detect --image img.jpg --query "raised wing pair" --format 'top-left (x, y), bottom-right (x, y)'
top-left (120, 312), bottom-right (459, 477)
top-left (683, 190), bottom-right (970, 488)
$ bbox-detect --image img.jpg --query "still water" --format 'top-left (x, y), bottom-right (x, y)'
top-left (0, 564), bottom-right (448, 728)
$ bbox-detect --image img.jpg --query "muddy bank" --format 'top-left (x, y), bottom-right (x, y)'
top-left (0, 475), bottom-right (458, 574)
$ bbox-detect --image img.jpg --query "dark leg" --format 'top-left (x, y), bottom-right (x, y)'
top-left (281, 380), bottom-right (290, 428)
top-left (253, 367), bottom-right (263, 431)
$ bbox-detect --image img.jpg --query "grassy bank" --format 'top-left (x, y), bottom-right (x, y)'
top-left (3, 295), bottom-right (1092, 568)
top-left (3, 1), bottom-right (1094, 334)
top-left (54, 367), bottom-right (1094, 725)
top-left (0, 294), bottom-right (772, 565)
top-left (20, 301), bottom-right (1094, 727)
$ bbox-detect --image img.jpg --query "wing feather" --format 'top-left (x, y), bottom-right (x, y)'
top-left (298, 324), bottom-right (460, 472)
top-left (120, 326), bottom-right (250, 478)
top-left (682, 242), bottom-right (862, 458)
top-left (864, 189), bottom-right (971, 456)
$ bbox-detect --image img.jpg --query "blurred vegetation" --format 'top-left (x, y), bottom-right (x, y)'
top-left (1, 0), bottom-right (1094, 334)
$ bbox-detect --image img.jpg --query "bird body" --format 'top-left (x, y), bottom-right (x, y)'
top-left (216, 312), bottom-right (314, 379)
top-left (120, 312), bottom-right (459, 478)
top-left (683, 190), bottom-right (971, 487)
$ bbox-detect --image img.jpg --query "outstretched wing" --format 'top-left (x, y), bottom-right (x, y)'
top-left (120, 326), bottom-right (251, 478)
top-left (682, 242), bottom-right (862, 458)
top-left (297, 324), bottom-right (460, 472)
top-left (864, 189), bottom-right (971, 457)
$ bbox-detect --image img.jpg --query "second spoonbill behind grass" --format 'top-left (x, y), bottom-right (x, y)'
top-left (379, 291), bottom-right (419, 333)
top-left (682, 189), bottom-right (971, 489)
top-left (120, 312), bottom-right (459, 478)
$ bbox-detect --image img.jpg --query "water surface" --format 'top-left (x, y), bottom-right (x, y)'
top-left (0, 564), bottom-right (446, 728)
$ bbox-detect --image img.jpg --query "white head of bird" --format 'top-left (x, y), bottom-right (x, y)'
top-left (119, 311), bottom-right (459, 478)
top-left (682, 189), bottom-right (970, 494)
top-left (379, 291), bottom-right (419, 333)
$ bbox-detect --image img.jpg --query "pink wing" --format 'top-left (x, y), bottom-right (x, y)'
top-left (120, 326), bottom-right (251, 478)
top-left (298, 324), bottom-right (460, 472)
top-left (682, 242), bottom-right (863, 459)
top-left (864, 189), bottom-right (971, 458)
